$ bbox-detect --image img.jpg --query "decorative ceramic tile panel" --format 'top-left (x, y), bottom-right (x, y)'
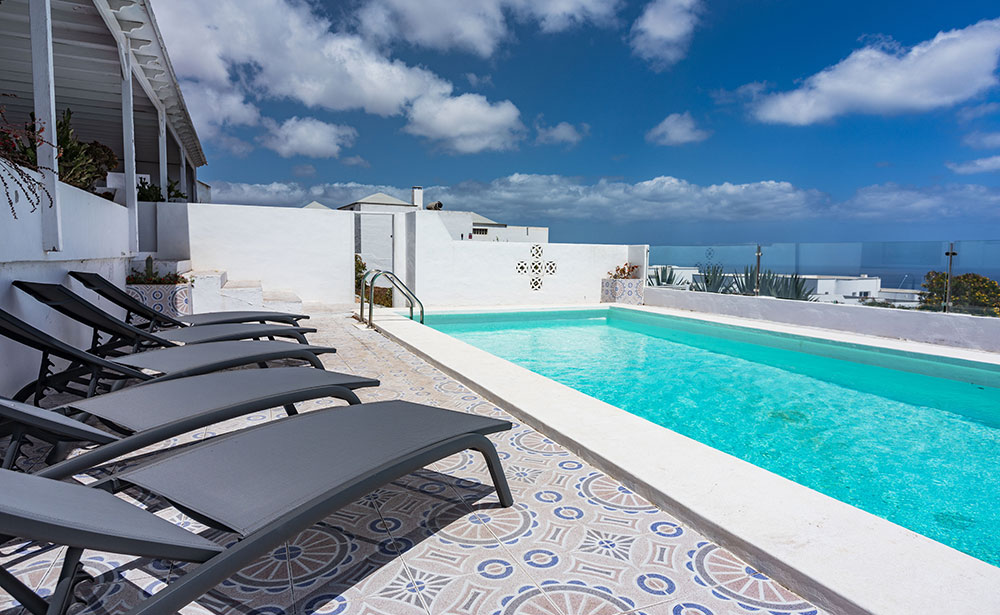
top-left (125, 283), bottom-right (192, 317)
top-left (601, 279), bottom-right (644, 304)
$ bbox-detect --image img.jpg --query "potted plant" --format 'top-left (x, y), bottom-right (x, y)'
top-left (601, 262), bottom-right (644, 304)
top-left (125, 256), bottom-right (192, 318)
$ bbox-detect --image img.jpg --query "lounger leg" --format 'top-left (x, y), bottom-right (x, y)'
top-left (45, 547), bottom-right (82, 615)
top-left (2, 427), bottom-right (25, 470)
top-left (290, 331), bottom-right (308, 344)
top-left (0, 565), bottom-right (49, 615)
top-left (468, 434), bottom-right (514, 507)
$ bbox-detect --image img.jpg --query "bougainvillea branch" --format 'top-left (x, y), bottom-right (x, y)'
top-left (1, 93), bottom-right (56, 219)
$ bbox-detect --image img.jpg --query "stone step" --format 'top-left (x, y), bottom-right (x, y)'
top-left (262, 290), bottom-right (303, 313)
top-left (130, 258), bottom-right (193, 276)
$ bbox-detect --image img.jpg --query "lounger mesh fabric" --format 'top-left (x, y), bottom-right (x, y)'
top-left (12, 281), bottom-right (314, 348)
top-left (117, 401), bottom-right (511, 535)
top-left (62, 367), bottom-right (378, 433)
top-left (0, 470), bottom-right (224, 562)
top-left (111, 340), bottom-right (334, 376)
top-left (69, 271), bottom-right (307, 328)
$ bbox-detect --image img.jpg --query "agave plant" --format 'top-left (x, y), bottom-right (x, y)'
top-left (648, 266), bottom-right (678, 287)
top-left (732, 265), bottom-right (759, 295)
top-left (692, 264), bottom-right (731, 293)
top-left (771, 273), bottom-right (815, 301)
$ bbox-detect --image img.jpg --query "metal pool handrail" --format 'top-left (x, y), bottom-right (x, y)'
top-left (363, 270), bottom-right (424, 327)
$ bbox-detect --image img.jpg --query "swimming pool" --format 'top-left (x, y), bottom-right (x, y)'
top-left (426, 307), bottom-right (1000, 567)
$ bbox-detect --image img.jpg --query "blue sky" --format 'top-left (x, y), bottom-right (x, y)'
top-left (155, 0), bottom-right (1000, 244)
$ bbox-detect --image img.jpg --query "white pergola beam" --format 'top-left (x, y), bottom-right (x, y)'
top-left (157, 109), bottom-right (167, 191)
top-left (30, 0), bottom-right (62, 251)
top-left (120, 41), bottom-right (138, 253)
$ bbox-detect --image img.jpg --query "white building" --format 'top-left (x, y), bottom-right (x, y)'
top-left (329, 187), bottom-right (549, 274)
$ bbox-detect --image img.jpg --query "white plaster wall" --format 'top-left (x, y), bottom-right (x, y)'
top-left (185, 203), bottom-right (354, 304)
top-left (644, 287), bottom-right (1000, 352)
top-left (472, 225), bottom-right (549, 242)
top-left (1, 182), bottom-right (131, 396)
top-left (410, 212), bottom-right (642, 306)
top-left (155, 202), bottom-right (191, 259)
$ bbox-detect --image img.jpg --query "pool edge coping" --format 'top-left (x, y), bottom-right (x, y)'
top-left (373, 304), bottom-right (1000, 615)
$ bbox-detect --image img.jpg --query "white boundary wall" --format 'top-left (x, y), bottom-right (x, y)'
top-left (1, 183), bottom-right (131, 395)
top-left (406, 211), bottom-right (646, 306)
top-left (157, 203), bottom-right (355, 305)
top-left (645, 287), bottom-right (1000, 352)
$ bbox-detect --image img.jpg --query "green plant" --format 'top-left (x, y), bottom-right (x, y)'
top-left (692, 264), bottom-right (731, 293)
top-left (1, 93), bottom-right (54, 219)
top-left (354, 254), bottom-right (391, 307)
top-left (127, 255), bottom-right (188, 284)
top-left (13, 109), bottom-right (117, 192)
top-left (732, 265), bottom-right (758, 295)
top-left (137, 178), bottom-right (164, 202)
top-left (167, 179), bottom-right (188, 201)
top-left (920, 271), bottom-right (1000, 317)
top-left (769, 272), bottom-right (814, 301)
top-left (608, 263), bottom-right (639, 279)
top-left (647, 267), bottom-right (677, 286)
top-left (860, 298), bottom-right (903, 309)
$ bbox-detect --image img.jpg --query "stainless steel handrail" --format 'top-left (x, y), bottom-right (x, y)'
top-left (358, 269), bottom-right (379, 322)
top-left (364, 270), bottom-right (424, 327)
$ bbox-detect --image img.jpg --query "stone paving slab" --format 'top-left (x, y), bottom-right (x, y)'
top-left (1, 309), bottom-right (826, 615)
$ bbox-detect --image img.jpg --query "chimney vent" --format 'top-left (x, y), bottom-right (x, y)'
top-left (411, 186), bottom-right (424, 209)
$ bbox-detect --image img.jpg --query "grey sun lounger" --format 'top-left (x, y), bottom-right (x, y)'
top-left (69, 271), bottom-right (308, 329)
top-left (0, 401), bottom-right (513, 615)
top-left (12, 281), bottom-right (316, 353)
top-left (0, 307), bottom-right (335, 403)
top-left (0, 367), bottom-right (380, 473)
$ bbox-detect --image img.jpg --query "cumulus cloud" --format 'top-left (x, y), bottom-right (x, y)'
top-left (962, 131), bottom-right (1000, 149)
top-left (405, 94), bottom-right (524, 153)
top-left (946, 155), bottom-right (1000, 174)
top-left (342, 155), bottom-right (371, 168)
top-left (357, 0), bottom-right (620, 58)
top-left (156, 0), bottom-right (521, 155)
top-left (957, 102), bottom-right (1000, 122)
top-left (211, 174), bottom-right (1000, 222)
top-left (646, 112), bottom-right (710, 145)
top-left (535, 119), bottom-right (590, 146)
top-left (259, 117), bottom-right (358, 158)
top-left (752, 18), bottom-right (1000, 125)
top-left (292, 164), bottom-right (316, 177)
top-left (629, 0), bottom-right (702, 69)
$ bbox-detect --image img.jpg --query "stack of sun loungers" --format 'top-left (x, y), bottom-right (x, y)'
top-left (0, 272), bottom-right (513, 615)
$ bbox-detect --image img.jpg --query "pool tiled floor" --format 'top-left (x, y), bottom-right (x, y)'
top-left (1, 308), bottom-right (827, 615)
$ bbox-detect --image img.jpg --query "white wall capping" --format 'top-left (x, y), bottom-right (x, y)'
top-left (644, 287), bottom-right (1000, 353)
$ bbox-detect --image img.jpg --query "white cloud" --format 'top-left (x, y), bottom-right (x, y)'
top-left (535, 119), bottom-right (590, 146)
top-left (342, 155), bottom-right (371, 168)
top-left (646, 112), bottom-right (710, 145)
top-left (156, 0), bottom-right (520, 155)
top-left (629, 0), bottom-right (702, 69)
top-left (962, 131), bottom-right (1000, 149)
top-left (753, 18), bottom-right (1000, 125)
top-left (211, 174), bottom-right (1000, 222)
top-left (259, 117), bottom-right (357, 158)
top-left (405, 94), bottom-right (524, 153)
top-left (292, 164), bottom-right (316, 177)
top-left (957, 102), bottom-right (1000, 122)
top-left (946, 155), bottom-right (1000, 174)
top-left (356, 0), bottom-right (620, 58)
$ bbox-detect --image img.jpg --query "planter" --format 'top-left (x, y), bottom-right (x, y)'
top-left (126, 283), bottom-right (192, 318)
top-left (601, 278), bottom-right (644, 305)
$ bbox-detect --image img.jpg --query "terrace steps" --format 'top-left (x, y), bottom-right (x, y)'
top-left (188, 269), bottom-right (303, 315)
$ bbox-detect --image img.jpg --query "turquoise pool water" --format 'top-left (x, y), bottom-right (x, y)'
top-left (427, 308), bottom-right (1000, 566)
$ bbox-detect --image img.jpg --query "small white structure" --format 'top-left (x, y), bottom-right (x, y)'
top-left (337, 187), bottom-right (549, 274)
top-left (877, 287), bottom-right (925, 308)
top-left (302, 200), bottom-right (332, 210)
top-left (803, 275), bottom-right (881, 303)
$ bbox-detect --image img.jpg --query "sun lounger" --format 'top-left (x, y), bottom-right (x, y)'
top-left (69, 271), bottom-right (308, 329)
top-left (0, 367), bottom-right (379, 473)
top-left (0, 308), bottom-right (335, 403)
top-left (12, 281), bottom-right (315, 353)
top-left (0, 401), bottom-right (513, 615)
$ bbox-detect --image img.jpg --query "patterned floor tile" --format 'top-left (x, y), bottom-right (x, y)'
top-left (1, 309), bottom-right (825, 615)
